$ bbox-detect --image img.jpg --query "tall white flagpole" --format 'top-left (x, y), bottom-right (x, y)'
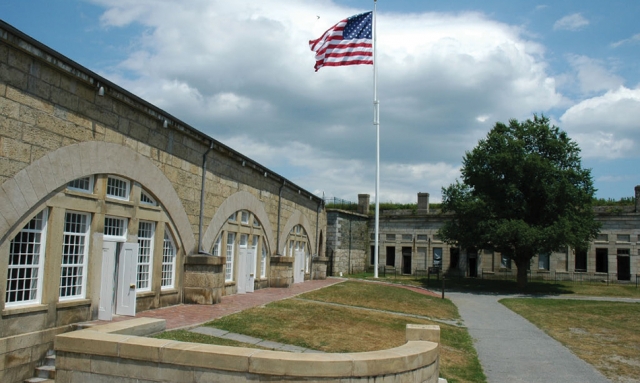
top-left (373, 0), bottom-right (380, 278)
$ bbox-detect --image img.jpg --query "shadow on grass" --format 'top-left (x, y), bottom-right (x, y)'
top-left (346, 272), bottom-right (575, 296)
top-left (420, 276), bottom-right (575, 296)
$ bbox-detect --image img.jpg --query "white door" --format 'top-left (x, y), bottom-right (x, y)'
top-left (237, 246), bottom-right (248, 294)
top-left (247, 243), bottom-right (256, 293)
top-left (294, 247), bottom-right (305, 283)
top-left (115, 242), bottom-right (138, 316)
top-left (99, 242), bottom-right (117, 321)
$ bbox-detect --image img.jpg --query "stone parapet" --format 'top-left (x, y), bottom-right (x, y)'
top-left (54, 319), bottom-right (441, 383)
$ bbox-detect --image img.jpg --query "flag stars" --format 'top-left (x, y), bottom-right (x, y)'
top-left (344, 12), bottom-right (372, 39)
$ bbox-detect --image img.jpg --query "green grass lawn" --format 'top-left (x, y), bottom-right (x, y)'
top-left (501, 298), bottom-right (640, 383)
top-left (155, 280), bottom-right (486, 383)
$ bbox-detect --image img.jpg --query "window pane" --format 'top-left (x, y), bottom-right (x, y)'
top-left (60, 212), bottom-right (90, 299)
top-left (137, 221), bottom-right (155, 290)
top-left (140, 190), bottom-right (157, 205)
top-left (104, 216), bottom-right (127, 239)
top-left (106, 176), bottom-right (130, 200)
top-left (433, 248), bottom-right (442, 268)
top-left (538, 253), bottom-right (550, 270)
top-left (68, 176), bottom-right (93, 193)
top-left (617, 234), bottom-right (631, 242)
top-left (261, 238), bottom-right (268, 278)
top-left (6, 209), bottom-right (47, 306)
top-left (161, 230), bottom-right (176, 288)
top-left (226, 233), bottom-right (236, 281)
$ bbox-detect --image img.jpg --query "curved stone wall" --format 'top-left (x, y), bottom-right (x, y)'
top-left (54, 319), bottom-right (442, 383)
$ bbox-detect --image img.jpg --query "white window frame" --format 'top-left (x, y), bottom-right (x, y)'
top-left (5, 209), bottom-right (48, 308)
top-left (433, 247), bottom-right (442, 268)
top-left (140, 190), bottom-right (157, 206)
top-left (289, 240), bottom-right (294, 257)
top-left (241, 211), bottom-right (249, 224)
top-left (261, 238), bottom-right (268, 278)
top-left (538, 253), bottom-right (550, 271)
top-left (67, 176), bottom-right (94, 193)
top-left (228, 213), bottom-right (237, 222)
top-left (501, 255), bottom-right (512, 269)
top-left (59, 211), bottom-right (90, 301)
top-left (225, 232), bottom-right (236, 281)
top-left (103, 216), bottom-right (128, 241)
top-left (161, 229), bottom-right (176, 289)
top-left (136, 221), bottom-right (155, 291)
top-left (106, 175), bottom-right (131, 201)
top-left (212, 235), bottom-right (222, 256)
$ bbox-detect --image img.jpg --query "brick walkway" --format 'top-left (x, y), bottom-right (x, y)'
top-left (107, 278), bottom-right (346, 330)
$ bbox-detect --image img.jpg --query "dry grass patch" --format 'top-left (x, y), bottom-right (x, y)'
top-left (501, 298), bottom-right (640, 383)
top-left (300, 280), bottom-right (459, 320)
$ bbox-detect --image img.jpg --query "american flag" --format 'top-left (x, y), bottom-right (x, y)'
top-left (309, 11), bottom-right (373, 72)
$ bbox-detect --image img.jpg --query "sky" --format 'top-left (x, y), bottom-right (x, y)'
top-left (1, 0), bottom-right (639, 203)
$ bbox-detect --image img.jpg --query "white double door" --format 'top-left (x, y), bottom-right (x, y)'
top-left (98, 241), bottom-right (138, 320)
top-left (237, 244), bottom-right (256, 294)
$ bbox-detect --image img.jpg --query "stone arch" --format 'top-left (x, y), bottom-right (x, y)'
top-left (279, 210), bottom-right (316, 254)
top-left (202, 191), bottom-right (275, 255)
top-left (0, 141), bottom-right (196, 253)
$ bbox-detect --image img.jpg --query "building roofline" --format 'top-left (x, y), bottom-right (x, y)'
top-left (0, 19), bottom-right (323, 205)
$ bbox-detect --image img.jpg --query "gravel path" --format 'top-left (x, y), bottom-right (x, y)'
top-left (447, 292), bottom-right (611, 383)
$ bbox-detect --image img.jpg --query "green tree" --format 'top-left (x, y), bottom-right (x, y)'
top-left (438, 115), bottom-right (600, 288)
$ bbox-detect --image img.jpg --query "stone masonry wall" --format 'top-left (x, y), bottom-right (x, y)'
top-left (326, 210), bottom-right (369, 275)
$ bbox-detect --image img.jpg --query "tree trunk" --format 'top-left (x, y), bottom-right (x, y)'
top-left (515, 257), bottom-right (529, 289)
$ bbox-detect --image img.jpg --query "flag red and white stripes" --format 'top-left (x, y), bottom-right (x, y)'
top-left (309, 11), bottom-right (373, 72)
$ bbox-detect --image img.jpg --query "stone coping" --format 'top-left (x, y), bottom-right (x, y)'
top-left (185, 255), bottom-right (226, 265)
top-left (55, 319), bottom-right (440, 378)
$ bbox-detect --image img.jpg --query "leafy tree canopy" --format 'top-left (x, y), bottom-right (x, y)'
top-left (438, 115), bottom-right (600, 287)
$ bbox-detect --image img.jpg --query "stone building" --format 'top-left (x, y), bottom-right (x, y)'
top-left (328, 191), bottom-right (640, 282)
top-left (325, 204), bottom-right (369, 276)
top-left (0, 20), bottom-right (327, 382)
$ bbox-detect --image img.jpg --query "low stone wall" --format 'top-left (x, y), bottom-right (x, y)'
top-left (0, 324), bottom-right (73, 383)
top-left (54, 319), bottom-right (442, 383)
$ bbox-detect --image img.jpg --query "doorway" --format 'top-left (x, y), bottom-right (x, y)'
top-left (617, 250), bottom-right (631, 281)
top-left (595, 248), bottom-right (608, 273)
top-left (467, 248), bottom-right (478, 277)
top-left (99, 241), bottom-right (138, 320)
top-left (386, 247), bottom-right (396, 267)
top-left (401, 247), bottom-right (412, 274)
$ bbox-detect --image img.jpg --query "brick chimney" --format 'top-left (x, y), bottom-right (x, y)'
top-left (635, 186), bottom-right (640, 213)
top-left (358, 194), bottom-right (370, 215)
top-left (417, 192), bottom-right (430, 213)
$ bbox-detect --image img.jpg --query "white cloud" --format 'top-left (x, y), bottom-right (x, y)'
top-left (611, 33), bottom-right (640, 48)
top-left (87, 0), bottom-right (567, 202)
top-left (567, 55), bottom-right (624, 94)
top-left (560, 87), bottom-right (640, 159)
top-left (553, 13), bottom-right (589, 31)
